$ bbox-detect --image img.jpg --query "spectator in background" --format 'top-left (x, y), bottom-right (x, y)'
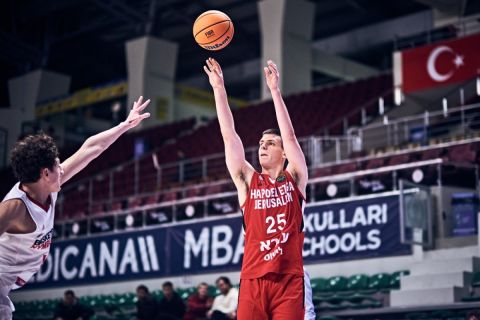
top-left (53, 290), bottom-right (94, 320)
top-left (207, 277), bottom-right (238, 320)
top-left (158, 281), bottom-right (186, 320)
top-left (136, 285), bottom-right (159, 320)
top-left (184, 282), bottom-right (213, 320)
top-left (468, 311), bottom-right (480, 320)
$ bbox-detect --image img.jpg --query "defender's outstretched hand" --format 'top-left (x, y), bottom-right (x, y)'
top-left (60, 95), bottom-right (151, 185)
top-left (204, 57), bottom-right (225, 89)
top-left (125, 96), bottom-right (151, 128)
top-left (264, 60), bottom-right (280, 91)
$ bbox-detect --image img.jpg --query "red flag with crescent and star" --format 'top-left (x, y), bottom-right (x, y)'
top-left (400, 33), bottom-right (480, 93)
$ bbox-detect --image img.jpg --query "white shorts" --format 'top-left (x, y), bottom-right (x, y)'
top-left (0, 287), bottom-right (13, 320)
top-left (0, 274), bottom-right (16, 320)
top-left (304, 269), bottom-right (316, 320)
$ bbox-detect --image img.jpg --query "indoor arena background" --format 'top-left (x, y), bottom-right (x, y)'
top-left (1, 0), bottom-right (480, 319)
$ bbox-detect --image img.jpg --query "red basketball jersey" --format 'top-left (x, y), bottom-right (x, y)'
top-left (240, 170), bottom-right (305, 279)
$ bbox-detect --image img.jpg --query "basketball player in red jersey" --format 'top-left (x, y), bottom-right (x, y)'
top-left (204, 58), bottom-right (307, 320)
top-left (0, 96), bottom-right (150, 320)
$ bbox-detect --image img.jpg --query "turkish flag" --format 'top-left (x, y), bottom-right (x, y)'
top-left (401, 33), bottom-right (480, 93)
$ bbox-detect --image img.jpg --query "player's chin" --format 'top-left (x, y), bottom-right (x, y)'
top-left (259, 158), bottom-right (270, 167)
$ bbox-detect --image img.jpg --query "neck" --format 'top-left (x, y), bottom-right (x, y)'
top-left (21, 182), bottom-right (50, 205)
top-left (261, 166), bottom-right (284, 180)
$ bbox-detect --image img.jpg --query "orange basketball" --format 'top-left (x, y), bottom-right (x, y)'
top-left (193, 10), bottom-right (234, 51)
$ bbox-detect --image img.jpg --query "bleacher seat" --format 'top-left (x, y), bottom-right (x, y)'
top-left (365, 157), bottom-right (385, 170)
top-left (448, 143), bottom-right (477, 163)
top-left (127, 196), bottom-right (143, 209)
top-left (462, 271), bottom-right (480, 302)
top-left (346, 274), bottom-right (369, 291)
top-left (390, 270), bottom-right (410, 289)
top-left (388, 153), bottom-right (411, 166)
top-left (366, 273), bottom-right (391, 293)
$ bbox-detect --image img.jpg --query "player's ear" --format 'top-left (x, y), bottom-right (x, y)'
top-left (40, 168), bottom-right (49, 179)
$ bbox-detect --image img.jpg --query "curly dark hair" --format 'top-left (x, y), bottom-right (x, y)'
top-left (10, 133), bottom-right (59, 183)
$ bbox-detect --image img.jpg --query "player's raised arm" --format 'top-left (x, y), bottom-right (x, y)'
top-left (60, 96), bottom-right (150, 185)
top-left (263, 60), bottom-right (308, 195)
top-left (204, 58), bottom-right (254, 201)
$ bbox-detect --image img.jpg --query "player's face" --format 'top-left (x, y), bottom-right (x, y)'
top-left (258, 134), bottom-right (285, 169)
top-left (45, 158), bottom-right (64, 192)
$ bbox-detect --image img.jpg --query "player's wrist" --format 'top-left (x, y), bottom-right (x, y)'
top-left (213, 84), bottom-right (225, 90)
top-left (213, 85), bottom-right (226, 93)
top-left (270, 86), bottom-right (281, 94)
top-left (118, 120), bottom-right (132, 131)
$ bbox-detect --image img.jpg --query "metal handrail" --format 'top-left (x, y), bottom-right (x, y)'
top-left (393, 14), bottom-right (480, 50)
top-left (310, 158), bottom-right (443, 183)
top-left (59, 98), bottom-right (480, 217)
top-left (55, 157), bottom-right (479, 239)
top-left (362, 102), bottom-right (480, 131)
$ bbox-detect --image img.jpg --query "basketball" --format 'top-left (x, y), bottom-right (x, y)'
top-left (193, 10), bottom-right (234, 51)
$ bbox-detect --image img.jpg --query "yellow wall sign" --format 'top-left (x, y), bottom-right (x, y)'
top-left (155, 96), bottom-right (170, 121)
top-left (35, 82), bottom-right (246, 118)
top-left (176, 84), bottom-right (247, 110)
top-left (36, 82), bottom-right (128, 117)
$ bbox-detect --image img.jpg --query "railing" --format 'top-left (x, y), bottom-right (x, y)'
top-left (393, 14), bottom-right (480, 51)
top-left (311, 136), bottom-right (360, 164)
top-left (354, 101), bottom-right (480, 154)
top-left (321, 77), bottom-right (479, 163)
top-left (309, 158), bottom-right (477, 203)
top-left (320, 85), bottom-right (393, 137)
top-left (58, 100), bottom-right (480, 219)
top-left (54, 158), bottom-right (479, 239)
top-left (58, 137), bottom-right (316, 215)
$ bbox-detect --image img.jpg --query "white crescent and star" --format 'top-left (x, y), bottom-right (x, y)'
top-left (426, 45), bottom-right (464, 82)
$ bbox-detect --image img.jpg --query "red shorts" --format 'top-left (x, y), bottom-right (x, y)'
top-left (237, 273), bottom-right (304, 320)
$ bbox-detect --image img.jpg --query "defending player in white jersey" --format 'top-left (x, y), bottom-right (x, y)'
top-left (0, 96), bottom-right (150, 320)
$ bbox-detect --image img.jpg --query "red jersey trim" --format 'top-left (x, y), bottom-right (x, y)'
top-left (284, 170), bottom-right (306, 201)
top-left (15, 277), bottom-right (27, 287)
top-left (240, 171), bottom-right (259, 209)
top-left (19, 184), bottom-right (51, 213)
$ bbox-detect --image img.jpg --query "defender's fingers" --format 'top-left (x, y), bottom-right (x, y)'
top-left (137, 99), bottom-right (151, 112)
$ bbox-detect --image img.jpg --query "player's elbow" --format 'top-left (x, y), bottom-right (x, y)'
top-left (84, 137), bottom-right (107, 157)
top-left (222, 131), bottom-right (240, 144)
top-left (283, 132), bottom-right (297, 144)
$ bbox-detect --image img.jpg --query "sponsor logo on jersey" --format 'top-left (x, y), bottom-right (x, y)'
top-left (31, 229), bottom-right (53, 250)
top-left (250, 181), bottom-right (295, 209)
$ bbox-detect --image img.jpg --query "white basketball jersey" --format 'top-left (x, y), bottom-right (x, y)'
top-left (0, 182), bottom-right (57, 290)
